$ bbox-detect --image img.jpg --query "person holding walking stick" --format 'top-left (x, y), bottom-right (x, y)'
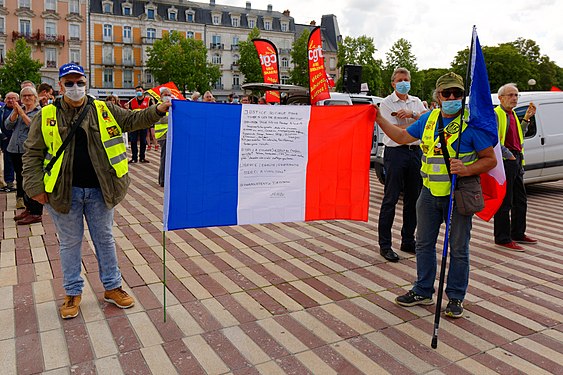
top-left (374, 72), bottom-right (496, 318)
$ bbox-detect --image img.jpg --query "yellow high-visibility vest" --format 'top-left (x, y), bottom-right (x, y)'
top-left (41, 101), bottom-right (128, 192)
top-left (420, 109), bottom-right (478, 196)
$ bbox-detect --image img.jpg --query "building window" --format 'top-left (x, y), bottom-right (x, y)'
top-left (123, 5), bottom-right (131, 16)
top-left (69, 0), bottom-right (79, 14)
top-left (281, 57), bottom-right (288, 68)
top-left (19, 0), bottom-right (31, 9)
top-left (123, 26), bottom-right (131, 42)
top-left (232, 36), bottom-right (239, 48)
top-left (212, 35), bottom-right (221, 45)
top-left (20, 19), bottom-right (31, 35)
top-left (145, 71), bottom-right (153, 84)
top-left (70, 49), bottom-right (80, 64)
top-left (212, 15), bottom-right (221, 25)
top-left (231, 17), bottom-right (239, 27)
top-left (69, 24), bottom-right (80, 40)
top-left (103, 24), bottom-right (112, 39)
top-left (232, 54), bottom-right (239, 64)
top-left (123, 46), bottom-right (133, 64)
top-left (45, 48), bottom-right (56, 67)
top-left (45, 0), bottom-right (56, 11)
top-left (281, 23), bottom-right (288, 32)
top-left (248, 19), bottom-right (255, 28)
top-left (0, 44), bottom-right (5, 63)
top-left (103, 68), bottom-right (113, 88)
top-left (147, 8), bottom-right (155, 20)
top-left (186, 31), bottom-right (194, 39)
top-left (185, 11), bottom-right (194, 22)
top-left (123, 69), bottom-right (133, 88)
top-left (168, 10), bottom-right (177, 21)
top-left (45, 21), bottom-right (56, 36)
top-left (264, 21), bottom-right (271, 30)
top-left (212, 54), bottom-right (221, 65)
top-left (213, 77), bottom-right (222, 90)
top-left (146, 28), bottom-right (156, 40)
top-left (233, 74), bottom-right (240, 87)
top-left (281, 75), bottom-right (289, 84)
top-left (0, 17), bottom-right (5, 34)
top-left (329, 57), bottom-right (336, 70)
top-left (104, 3), bottom-right (112, 13)
top-left (103, 45), bottom-right (113, 64)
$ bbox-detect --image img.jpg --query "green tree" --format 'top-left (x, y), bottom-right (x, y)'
top-left (0, 38), bottom-right (42, 95)
top-left (336, 35), bottom-right (383, 95)
top-left (238, 27), bottom-right (263, 84)
top-left (382, 38), bottom-right (419, 96)
top-left (289, 29), bottom-right (309, 87)
top-left (414, 68), bottom-right (449, 103)
top-left (146, 31), bottom-right (220, 93)
top-left (509, 38), bottom-right (541, 65)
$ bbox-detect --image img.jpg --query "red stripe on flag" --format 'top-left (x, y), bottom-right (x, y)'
top-left (305, 105), bottom-right (375, 221)
top-left (477, 174), bottom-right (506, 222)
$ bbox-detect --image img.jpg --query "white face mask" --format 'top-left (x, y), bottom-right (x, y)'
top-left (161, 96), bottom-right (171, 102)
top-left (65, 86), bottom-right (86, 102)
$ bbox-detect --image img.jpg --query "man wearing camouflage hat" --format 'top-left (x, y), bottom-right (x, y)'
top-left (374, 72), bottom-right (496, 319)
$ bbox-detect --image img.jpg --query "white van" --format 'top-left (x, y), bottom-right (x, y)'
top-left (492, 91), bottom-right (563, 184)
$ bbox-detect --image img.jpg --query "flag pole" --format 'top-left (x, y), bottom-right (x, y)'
top-left (162, 230), bottom-right (167, 322)
top-left (431, 26), bottom-right (476, 349)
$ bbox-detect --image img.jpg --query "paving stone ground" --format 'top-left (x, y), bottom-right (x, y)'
top-left (1, 149), bottom-right (562, 374)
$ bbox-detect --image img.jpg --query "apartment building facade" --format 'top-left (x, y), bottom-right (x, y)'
top-left (0, 0), bottom-right (88, 88)
top-left (89, 0), bottom-right (297, 99)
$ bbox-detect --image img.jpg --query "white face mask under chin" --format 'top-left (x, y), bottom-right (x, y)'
top-left (65, 86), bottom-right (86, 102)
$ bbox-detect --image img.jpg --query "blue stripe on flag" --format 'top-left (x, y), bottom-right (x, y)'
top-left (164, 101), bottom-right (242, 230)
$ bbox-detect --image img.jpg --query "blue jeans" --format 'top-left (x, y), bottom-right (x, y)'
top-left (412, 187), bottom-right (473, 301)
top-left (46, 187), bottom-right (122, 296)
top-left (2, 149), bottom-right (14, 184)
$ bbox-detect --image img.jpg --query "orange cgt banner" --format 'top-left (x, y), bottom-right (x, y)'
top-left (308, 27), bottom-right (330, 105)
top-left (252, 39), bottom-right (281, 103)
top-left (147, 82), bottom-right (186, 102)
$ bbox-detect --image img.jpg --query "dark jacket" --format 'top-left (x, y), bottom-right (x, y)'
top-left (23, 97), bottom-right (162, 213)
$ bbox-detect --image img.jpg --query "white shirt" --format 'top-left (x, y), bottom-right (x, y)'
top-left (379, 91), bottom-right (426, 147)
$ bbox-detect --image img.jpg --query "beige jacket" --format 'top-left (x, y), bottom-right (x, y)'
top-left (23, 97), bottom-right (162, 213)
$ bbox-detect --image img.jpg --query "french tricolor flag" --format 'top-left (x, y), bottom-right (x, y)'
top-left (163, 101), bottom-right (375, 230)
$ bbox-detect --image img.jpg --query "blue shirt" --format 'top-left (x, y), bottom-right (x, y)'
top-left (406, 111), bottom-right (493, 153)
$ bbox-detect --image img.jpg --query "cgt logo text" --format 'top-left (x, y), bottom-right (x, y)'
top-left (259, 54), bottom-right (277, 67)
top-left (308, 46), bottom-right (324, 62)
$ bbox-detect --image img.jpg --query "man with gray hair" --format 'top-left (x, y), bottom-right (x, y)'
top-left (377, 67), bottom-right (427, 262)
top-left (493, 83), bottom-right (537, 251)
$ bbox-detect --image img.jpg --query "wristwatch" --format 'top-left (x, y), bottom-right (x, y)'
top-left (412, 111), bottom-right (418, 119)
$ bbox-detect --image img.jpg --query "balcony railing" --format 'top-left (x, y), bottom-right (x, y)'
top-left (103, 35), bottom-right (113, 43)
top-left (210, 43), bottom-right (224, 50)
top-left (142, 37), bottom-right (158, 44)
top-left (12, 30), bottom-right (65, 46)
top-left (213, 83), bottom-right (224, 90)
top-left (279, 48), bottom-right (291, 54)
top-left (122, 59), bottom-right (135, 66)
top-left (46, 60), bottom-right (57, 68)
top-left (102, 57), bottom-right (114, 65)
top-left (231, 44), bottom-right (239, 51)
top-left (231, 63), bottom-right (240, 71)
top-left (123, 37), bottom-right (132, 44)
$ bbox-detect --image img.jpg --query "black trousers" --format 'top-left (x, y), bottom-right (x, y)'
top-left (494, 153), bottom-right (527, 243)
top-left (11, 152), bottom-right (43, 215)
top-left (378, 146), bottom-right (422, 250)
top-left (158, 139), bottom-right (166, 187)
top-left (130, 129), bottom-right (148, 161)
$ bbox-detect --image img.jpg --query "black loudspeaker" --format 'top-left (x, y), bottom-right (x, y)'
top-left (343, 64), bottom-right (362, 93)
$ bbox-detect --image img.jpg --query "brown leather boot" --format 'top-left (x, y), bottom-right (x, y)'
top-left (16, 214), bottom-right (42, 225)
top-left (14, 209), bottom-right (31, 221)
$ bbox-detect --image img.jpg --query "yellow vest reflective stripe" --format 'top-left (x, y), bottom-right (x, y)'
top-left (41, 105), bottom-right (64, 193)
top-left (494, 105), bottom-right (525, 163)
top-left (41, 101), bottom-right (128, 193)
top-left (154, 116), bottom-right (168, 139)
top-left (420, 109), bottom-right (478, 196)
top-left (94, 101), bottom-right (128, 177)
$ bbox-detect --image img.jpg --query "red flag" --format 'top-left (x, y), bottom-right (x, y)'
top-left (550, 86), bottom-right (562, 91)
top-left (147, 82), bottom-right (186, 101)
top-left (252, 39), bottom-right (280, 103)
top-left (307, 27), bottom-right (331, 105)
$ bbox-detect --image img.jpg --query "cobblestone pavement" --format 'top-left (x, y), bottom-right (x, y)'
top-left (1, 150), bottom-right (562, 374)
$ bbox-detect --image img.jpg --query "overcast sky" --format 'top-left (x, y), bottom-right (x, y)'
top-left (220, 0), bottom-right (562, 70)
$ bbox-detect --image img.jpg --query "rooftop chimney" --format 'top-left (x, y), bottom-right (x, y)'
top-left (246, 1), bottom-right (251, 10)
top-left (267, 4), bottom-right (272, 12)
top-left (282, 9), bottom-right (290, 16)
top-left (310, 20), bottom-right (316, 26)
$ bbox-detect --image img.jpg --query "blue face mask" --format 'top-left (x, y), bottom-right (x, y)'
top-left (395, 81), bottom-right (411, 95)
top-left (136, 91), bottom-right (143, 97)
top-left (441, 99), bottom-right (462, 115)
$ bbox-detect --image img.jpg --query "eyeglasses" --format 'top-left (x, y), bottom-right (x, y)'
top-left (440, 89), bottom-right (464, 99)
top-left (501, 93), bottom-right (520, 98)
top-left (63, 81), bottom-right (86, 88)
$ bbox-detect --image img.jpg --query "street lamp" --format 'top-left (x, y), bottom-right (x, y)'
top-left (528, 78), bottom-right (536, 91)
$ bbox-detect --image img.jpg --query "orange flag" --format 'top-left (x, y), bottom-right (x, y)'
top-left (147, 82), bottom-right (186, 101)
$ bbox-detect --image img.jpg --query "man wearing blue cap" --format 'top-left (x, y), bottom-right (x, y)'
top-left (23, 63), bottom-right (171, 319)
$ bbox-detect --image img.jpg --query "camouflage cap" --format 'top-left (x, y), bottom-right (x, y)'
top-left (436, 72), bottom-right (464, 91)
